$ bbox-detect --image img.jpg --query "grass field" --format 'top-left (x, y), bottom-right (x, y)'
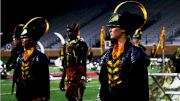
top-left (0, 76), bottom-right (100, 101)
top-left (1, 67), bottom-right (161, 101)
top-left (0, 56), bottom-right (162, 101)
top-left (1, 57), bottom-right (100, 101)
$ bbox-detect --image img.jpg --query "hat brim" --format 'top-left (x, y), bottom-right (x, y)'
top-left (20, 35), bottom-right (29, 39)
top-left (106, 24), bottom-right (121, 27)
top-left (133, 37), bottom-right (140, 39)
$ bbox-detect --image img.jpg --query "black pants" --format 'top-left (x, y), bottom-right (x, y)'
top-left (100, 84), bottom-right (129, 101)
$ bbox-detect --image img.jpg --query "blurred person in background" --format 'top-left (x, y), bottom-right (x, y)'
top-left (6, 24), bottom-right (24, 71)
top-left (150, 44), bottom-right (158, 58)
top-left (60, 23), bottom-right (88, 101)
top-left (171, 48), bottom-right (180, 73)
top-left (87, 47), bottom-right (93, 63)
top-left (132, 33), bottom-right (146, 51)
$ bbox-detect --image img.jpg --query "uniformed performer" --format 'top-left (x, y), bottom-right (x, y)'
top-left (99, 6), bottom-right (150, 101)
top-left (14, 17), bottom-right (50, 101)
top-left (132, 34), bottom-right (146, 51)
top-left (59, 23), bottom-right (88, 101)
top-left (6, 24), bottom-right (24, 71)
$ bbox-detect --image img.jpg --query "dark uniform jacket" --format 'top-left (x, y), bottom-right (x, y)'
top-left (15, 49), bottom-right (50, 101)
top-left (99, 40), bottom-right (150, 101)
top-left (62, 38), bottom-right (88, 77)
top-left (6, 45), bottom-right (23, 71)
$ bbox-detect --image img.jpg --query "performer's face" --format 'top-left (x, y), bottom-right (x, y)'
top-left (12, 39), bottom-right (21, 46)
top-left (21, 37), bottom-right (30, 47)
top-left (109, 27), bottom-right (125, 40)
top-left (67, 31), bottom-right (77, 40)
top-left (133, 39), bottom-right (140, 46)
top-left (133, 38), bottom-right (139, 43)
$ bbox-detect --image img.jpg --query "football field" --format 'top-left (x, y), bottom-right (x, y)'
top-left (0, 57), bottom-right (164, 101)
top-left (0, 76), bottom-right (100, 101)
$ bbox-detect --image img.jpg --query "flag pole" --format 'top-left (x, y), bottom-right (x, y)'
top-left (161, 26), bottom-right (166, 67)
top-left (100, 26), bottom-right (105, 55)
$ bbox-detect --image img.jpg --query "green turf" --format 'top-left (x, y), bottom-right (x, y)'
top-left (148, 66), bottom-right (161, 73)
top-left (49, 66), bottom-right (61, 73)
top-left (0, 77), bottom-right (100, 101)
top-left (1, 56), bottom-right (162, 101)
top-left (1, 65), bottom-right (160, 101)
top-left (7, 66), bottom-right (98, 75)
top-left (147, 66), bottom-right (161, 85)
top-left (1, 56), bottom-right (10, 63)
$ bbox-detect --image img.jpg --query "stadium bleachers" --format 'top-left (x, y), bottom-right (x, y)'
top-left (3, 0), bottom-right (179, 49)
top-left (42, 0), bottom-right (179, 49)
top-left (141, 0), bottom-right (180, 45)
top-left (39, 3), bottom-right (108, 48)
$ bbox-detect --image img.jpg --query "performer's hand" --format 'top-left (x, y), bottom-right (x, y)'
top-left (60, 80), bottom-right (65, 91)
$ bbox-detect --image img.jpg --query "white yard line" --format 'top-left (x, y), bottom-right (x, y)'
top-left (0, 85), bottom-right (100, 95)
top-left (88, 81), bottom-right (99, 84)
top-left (1, 83), bottom-right (12, 86)
top-left (0, 92), bottom-right (16, 96)
top-left (83, 99), bottom-right (98, 101)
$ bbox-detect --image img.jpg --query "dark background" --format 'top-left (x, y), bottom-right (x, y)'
top-left (1, 0), bottom-right (86, 46)
top-left (1, 0), bottom-right (136, 46)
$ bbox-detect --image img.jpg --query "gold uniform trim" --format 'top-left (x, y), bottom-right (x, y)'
top-left (107, 59), bottom-right (123, 86)
top-left (21, 61), bottom-right (30, 80)
top-left (107, 60), bottom-right (122, 67)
